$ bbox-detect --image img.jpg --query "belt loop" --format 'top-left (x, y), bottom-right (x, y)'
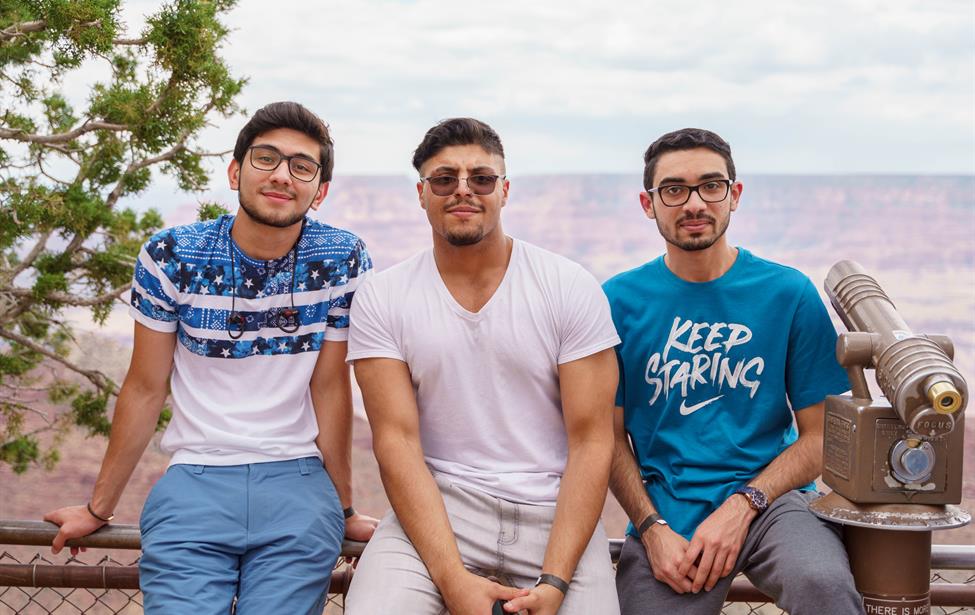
top-left (192, 464), bottom-right (204, 475)
top-left (297, 457), bottom-right (310, 476)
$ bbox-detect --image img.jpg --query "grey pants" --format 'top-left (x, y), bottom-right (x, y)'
top-left (346, 473), bottom-right (620, 615)
top-left (616, 491), bottom-right (864, 615)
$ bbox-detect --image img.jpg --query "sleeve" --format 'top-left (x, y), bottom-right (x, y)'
top-left (557, 266), bottom-right (622, 365)
top-left (128, 233), bottom-right (180, 332)
top-left (786, 277), bottom-right (852, 411)
top-left (324, 238), bottom-right (373, 342)
top-left (345, 275), bottom-right (405, 363)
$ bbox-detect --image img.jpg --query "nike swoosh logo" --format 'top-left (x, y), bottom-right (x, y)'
top-left (679, 394), bottom-right (724, 416)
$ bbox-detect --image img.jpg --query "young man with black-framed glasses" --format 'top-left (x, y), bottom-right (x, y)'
top-left (604, 127), bottom-right (863, 615)
top-left (44, 101), bottom-right (377, 615)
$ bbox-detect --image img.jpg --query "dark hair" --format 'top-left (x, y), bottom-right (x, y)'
top-left (643, 128), bottom-right (735, 190)
top-left (412, 118), bottom-right (505, 173)
top-left (233, 101), bottom-right (334, 183)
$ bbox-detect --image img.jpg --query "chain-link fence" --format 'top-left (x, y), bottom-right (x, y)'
top-left (1, 525), bottom-right (972, 614)
top-left (0, 549), bottom-right (352, 615)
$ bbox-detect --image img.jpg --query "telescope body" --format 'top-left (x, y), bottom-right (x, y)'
top-left (820, 260), bottom-right (967, 505)
top-left (811, 260), bottom-right (969, 615)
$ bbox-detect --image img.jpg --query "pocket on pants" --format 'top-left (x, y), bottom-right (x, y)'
top-left (139, 466), bottom-right (178, 535)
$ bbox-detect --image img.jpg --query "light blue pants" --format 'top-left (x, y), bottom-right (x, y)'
top-left (139, 457), bottom-right (344, 615)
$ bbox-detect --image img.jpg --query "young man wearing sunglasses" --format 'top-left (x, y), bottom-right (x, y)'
top-left (345, 118), bottom-right (621, 615)
top-left (603, 128), bottom-right (863, 615)
top-left (43, 101), bottom-right (377, 614)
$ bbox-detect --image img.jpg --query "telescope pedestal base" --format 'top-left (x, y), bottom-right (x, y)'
top-left (810, 492), bottom-right (971, 615)
top-left (846, 526), bottom-right (931, 615)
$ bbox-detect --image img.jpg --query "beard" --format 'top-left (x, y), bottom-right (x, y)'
top-left (442, 198), bottom-right (488, 246)
top-left (237, 181), bottom-right (310, 229)
top-left (445, 226), bottom-right (486, 246)
top-left (657, 212), bottom-right (730, 252)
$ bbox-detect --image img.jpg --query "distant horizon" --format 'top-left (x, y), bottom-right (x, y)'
top-left (327, 172), bottom-right (975, 179)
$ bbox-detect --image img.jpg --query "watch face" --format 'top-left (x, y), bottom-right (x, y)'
top-left (738, 486), bottom-right (768, 512)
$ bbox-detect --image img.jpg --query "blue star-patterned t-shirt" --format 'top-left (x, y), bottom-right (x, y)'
top-left (129, 214), bottom-right (372, 466)
top-left (603, 249), bottom-right (849, 539)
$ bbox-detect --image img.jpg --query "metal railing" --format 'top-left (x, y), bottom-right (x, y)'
top-left (1, 520), bottom-right (973, 614)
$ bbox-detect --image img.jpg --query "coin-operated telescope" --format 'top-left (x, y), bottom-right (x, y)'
top-left (810, 260), bottom-right (969, 614)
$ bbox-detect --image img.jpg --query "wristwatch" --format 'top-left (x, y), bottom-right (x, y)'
top-left (734, 485), bottom-right (769, 514)
top-left (534, 573), bottom-right (569, 595)
top-left (637, 512), bottom-right (668, 536)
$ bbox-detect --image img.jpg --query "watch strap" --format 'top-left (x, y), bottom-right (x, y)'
top-left (534, 573), bottom-right (569, 595)
top-left (343, 506), bottom-right (356, 519)
top-left (637, 512), bottom-right (666, 536)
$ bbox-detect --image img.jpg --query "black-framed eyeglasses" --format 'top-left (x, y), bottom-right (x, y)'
top-left (248, 145), bottom-right (322, 183)
top-left (647, 179), bottom-right (734, 207)
top-left (421, 174), bottom-right (505, 196)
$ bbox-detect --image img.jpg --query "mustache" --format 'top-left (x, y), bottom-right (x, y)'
top-left (445, 198), bottom-right (483, 211)
top-left (260, 187), bottom-right (296, 198)
top-left (678, 213), bottom-right (716, 225)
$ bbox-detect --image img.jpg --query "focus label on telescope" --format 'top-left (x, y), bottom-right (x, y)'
top-left (862, 594), bottom-right (928, 615)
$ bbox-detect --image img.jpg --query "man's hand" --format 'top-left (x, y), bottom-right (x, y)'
top-left (439, 569), bottom-right (529, 615)
top-left (43, 505), bottom-right (105, 556)
top-left (679, 494), bottom-right (756, 593)
top-left (439, 568), bottom-right (528, 615)
top-left (643, 523), bottom-right (696, 594)
top-left (344, 511), bottom-right (379, 542)
top-left (503, 581), bottom-right (563, 614)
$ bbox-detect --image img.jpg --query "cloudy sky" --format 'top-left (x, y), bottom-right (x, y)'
top-left (117, 0), bottom-right (973, 177)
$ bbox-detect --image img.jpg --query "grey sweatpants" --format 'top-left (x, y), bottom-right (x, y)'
top-left (616, 490), bottom-right (864, 615)
top-left (345, 473), bottom-right (620, 615)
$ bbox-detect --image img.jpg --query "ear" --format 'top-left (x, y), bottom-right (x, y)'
top-left (729, 181), bottom-right (743, 213)
top-left (500, 177), bottom-right (510, 208)
top-left (309, 181), bottom-right (330, 212)
top-left (639, 191), bottom-right (656, 220)
top-left (416, 181), bottom-right (427, 210)
top-left (228, 159), bottom-right (241, 190)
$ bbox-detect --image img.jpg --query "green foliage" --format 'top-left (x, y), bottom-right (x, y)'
top-left (0, 0), bottom-right (244, 472)
top-left (197, 201), bottom-right (229, 221)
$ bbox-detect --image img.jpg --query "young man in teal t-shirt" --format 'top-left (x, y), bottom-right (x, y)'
top-left (603, 128), bottom-right (864, 615)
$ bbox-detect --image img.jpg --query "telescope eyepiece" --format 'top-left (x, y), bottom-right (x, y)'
top-left (928, 380), bottom-right (962, 414)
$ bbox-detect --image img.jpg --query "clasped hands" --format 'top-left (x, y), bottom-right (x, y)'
top-left (643, 495), bottom-right (757, 595)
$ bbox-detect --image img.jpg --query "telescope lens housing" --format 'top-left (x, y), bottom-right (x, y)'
top-left (928, 381), bottom-right (961, 414)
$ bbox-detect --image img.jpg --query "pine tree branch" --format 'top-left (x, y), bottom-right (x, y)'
top-left (6, 230), bottom-right (51, 282)
top-left (0, 120), bottom-right (129, 145)
top-left (0, 20), bottom-right (47, 43)
top-left (0, 327), bottom-right (118, 395)
top-left (1, 283), bottom-right (132, 307)
top-left (103, 124), bottom-right (199, 209)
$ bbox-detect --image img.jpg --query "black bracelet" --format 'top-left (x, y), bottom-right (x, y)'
top-left (534, 573), bottom-right (569, 595)
top-left (86, 502), bottom-right (114, 523)
top-left (637, 512), bottom-right (662, 536)
top-left (343, 506), bottom-right (356, 519)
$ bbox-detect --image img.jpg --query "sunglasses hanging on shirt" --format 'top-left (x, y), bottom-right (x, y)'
top-left (226, 219), bottom-right (305, 340)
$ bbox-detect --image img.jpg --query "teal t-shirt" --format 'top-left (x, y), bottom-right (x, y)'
top-left (602, 248), bottom-right (850, 540)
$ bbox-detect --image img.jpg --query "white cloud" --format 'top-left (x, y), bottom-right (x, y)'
top-left (83, 0), bottom-right (975, 174)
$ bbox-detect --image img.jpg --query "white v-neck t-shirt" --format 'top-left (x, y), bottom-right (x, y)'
top-left (347, 239), bottom-right (620, 505)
